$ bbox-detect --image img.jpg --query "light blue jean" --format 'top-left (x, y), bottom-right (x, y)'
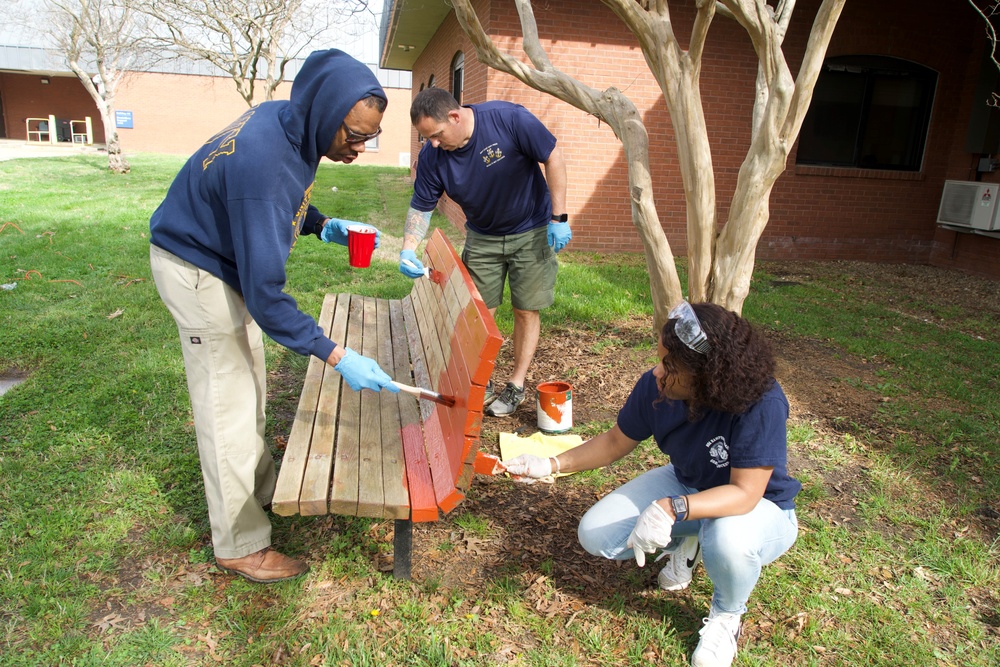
top-left (577, 464), bottom-right (798, 615)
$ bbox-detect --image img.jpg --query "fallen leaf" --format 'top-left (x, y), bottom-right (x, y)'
top-left (107, 308), bottom-right (124, 320)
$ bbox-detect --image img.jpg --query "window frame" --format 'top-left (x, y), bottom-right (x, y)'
top-left (795, 55), bottom-right (937, 172)
top-left (451, 51), bottom-right (464, 104)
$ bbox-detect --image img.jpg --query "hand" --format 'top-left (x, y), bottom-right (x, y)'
top-left (626, 501), bottom-right (674, 567)
top-left (501, 454), bottom-right (553, 482)
top-left (399, 249), bottom-right (427, 279)
top-left (333, 348), bottom-right (399, 392)
top-left (547, 221), bottom-right (572, 253)
top-left (321, 218), bottom-right (381, 248)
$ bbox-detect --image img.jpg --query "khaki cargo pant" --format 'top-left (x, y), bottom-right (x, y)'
top-left (150, 244), bottom-right (274, 559)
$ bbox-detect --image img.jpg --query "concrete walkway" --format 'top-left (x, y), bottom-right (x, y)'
top-left (0, 138), bottom-right (104, 161)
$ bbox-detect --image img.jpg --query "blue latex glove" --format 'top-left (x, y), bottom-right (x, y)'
top-left (333, 348), bottom-right (399, 392)
top-left (399, 249), bottom-right (427, 279)
top-left (320, 218), bottom-right (381, 248)
top-left (547, 221), bottom-right (572, 253)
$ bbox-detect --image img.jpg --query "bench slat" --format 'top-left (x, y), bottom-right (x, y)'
top-left (458, 298), bottom-right (503, 386)
top-left (356, 297), bottom-right (387, 518)
top-left (410, 278), bottom-right (447, 390)
top-left (402, 294), bottom-right (436, 424)
top-left (412, 269), bottom-right (469, 487)
top-left (299, 294), bottom-right (350, 515)
top-left (400, 296), bottom-right (444, 522)
top-left (442, 265), bottom-right (469, 338)
top-left (271, 293), bottom-right (337, 516)
top-left (424, 231), bottom-right (460, 289)
top-left (422, 409), bottom-right (465, 514)
top-left (377, 299), bottom-right (414, 519)
top-left (329, 295), bottom-right (364, 515)
top-left (401, 293), bottom-right (462, 514)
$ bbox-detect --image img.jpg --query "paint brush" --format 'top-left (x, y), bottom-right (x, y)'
top-left (390, 381), bottom-right (456, 407)
top-left (400, 259), bottom-right (445, 284)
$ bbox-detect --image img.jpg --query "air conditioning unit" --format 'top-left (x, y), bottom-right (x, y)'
top-left (937, 180), bottom-right (1000, 231)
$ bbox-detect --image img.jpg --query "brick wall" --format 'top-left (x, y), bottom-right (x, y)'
top-left (411, 0), bottom-right (1000, 279)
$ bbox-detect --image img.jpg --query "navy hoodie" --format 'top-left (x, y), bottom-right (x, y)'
top-left (149, 49), bottom-right (386, 361)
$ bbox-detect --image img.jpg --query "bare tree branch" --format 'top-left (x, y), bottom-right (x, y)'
top-left (969, 0), bottom-right (1000, 106)
top-left (139, 0), bottom-right (371, 105)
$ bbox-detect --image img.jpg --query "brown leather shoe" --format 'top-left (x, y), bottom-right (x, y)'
top-left (216, 547), bottom-right (309, 583)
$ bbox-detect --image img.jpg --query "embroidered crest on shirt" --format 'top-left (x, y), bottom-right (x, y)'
top-left (480, 143), bottom-right (505, 167)
top-left (706, 436), bottom-right (729, 468)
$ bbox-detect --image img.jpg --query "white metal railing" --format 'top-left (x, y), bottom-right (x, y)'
top-left (25, 116), bottom-right (52, 143)
top-left (25, 115), bottom-right (93, 145)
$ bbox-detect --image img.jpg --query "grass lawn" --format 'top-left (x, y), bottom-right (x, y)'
top-left (1, 154), bottom-right (998, 666)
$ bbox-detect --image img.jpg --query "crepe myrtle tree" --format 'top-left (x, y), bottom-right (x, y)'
top-left (140, 0), bottom-right (373, 106)
top-left (969, 0), bottom-right (1000, 107)
top-left (44, 0), bottom-right (156, 174)
top-left (450, 0), bottom-right (846, 325)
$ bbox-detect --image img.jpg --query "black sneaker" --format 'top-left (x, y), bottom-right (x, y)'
top-left (485, 382), bottom-right (525, 416)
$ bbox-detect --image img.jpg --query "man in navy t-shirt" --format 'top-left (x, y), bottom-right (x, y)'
top-left (397, 88), bottom-right (569, 417)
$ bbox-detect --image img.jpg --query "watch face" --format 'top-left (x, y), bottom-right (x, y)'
top-left (672, 497), bottom-right (687, 515)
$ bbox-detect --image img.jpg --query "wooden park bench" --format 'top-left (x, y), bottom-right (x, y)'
top-left (272, 229), bottom-right (503, 579)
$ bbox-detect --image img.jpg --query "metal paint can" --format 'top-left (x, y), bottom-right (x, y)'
top-left (536, 381), bottom-right (573, 433)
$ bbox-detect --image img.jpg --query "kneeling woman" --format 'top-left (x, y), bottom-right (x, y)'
top-left (504, 302), bottom-right (800, 667)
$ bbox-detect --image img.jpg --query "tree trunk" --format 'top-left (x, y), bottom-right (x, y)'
top-left (603, 89), bottom-right (683, 332)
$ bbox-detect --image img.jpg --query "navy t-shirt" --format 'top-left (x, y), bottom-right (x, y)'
top-left (410, 101), bottom-right (557, 236)
top-left (617, 371), bottom-right (801, 509)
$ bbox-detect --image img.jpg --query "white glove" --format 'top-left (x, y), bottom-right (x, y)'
top-left (626, 501), bottom-right (674, 567)
top-left (501, 454), bottom-right (553, 483)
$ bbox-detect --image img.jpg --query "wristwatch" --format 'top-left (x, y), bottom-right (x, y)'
top-left (668, 495), bottom-right (689, 521)
top-left (551, 213), bottom-right (568, 223)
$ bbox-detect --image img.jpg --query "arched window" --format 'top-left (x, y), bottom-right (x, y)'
top-left (427, 74), bottom-right (435, 89)
top-left (451, 52), bottom-right (465, 104)
top-left (796, 56), bottom-right (937, 171)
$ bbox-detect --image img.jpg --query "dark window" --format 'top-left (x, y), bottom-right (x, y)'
top-left (451, 52), bottom-right (464, 104)
top-left (796, 56), bottom-right (937, 171)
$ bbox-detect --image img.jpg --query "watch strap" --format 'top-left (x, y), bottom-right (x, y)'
top-left (551, 213), bottom-right (568, 223)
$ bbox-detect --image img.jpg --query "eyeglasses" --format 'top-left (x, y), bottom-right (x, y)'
top-left (342, 123), bottom-right (382, 144)
top-left (669, 300), bottom-right (711, 354)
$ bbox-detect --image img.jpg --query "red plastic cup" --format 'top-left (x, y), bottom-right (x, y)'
top-left (347, 225), bottom-right (376, 268)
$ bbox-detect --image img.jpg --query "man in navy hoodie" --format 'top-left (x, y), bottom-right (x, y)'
top-left (149, 49), bottom-right (398, 583)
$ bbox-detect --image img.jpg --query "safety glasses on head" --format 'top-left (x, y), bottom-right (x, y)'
top-left (669, 300), bottom-right (711, 354)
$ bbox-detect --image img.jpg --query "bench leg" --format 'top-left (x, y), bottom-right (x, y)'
top-left (393, 519), bottom-right (413, 580)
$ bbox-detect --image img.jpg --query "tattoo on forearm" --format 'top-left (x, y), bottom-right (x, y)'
top-left (404, 207), bottom-right (432, 243)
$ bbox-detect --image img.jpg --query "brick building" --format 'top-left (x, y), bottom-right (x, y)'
top-left (0, 46), bottom-right (414, 168)
top-left (380, 0), bottom-right (1000, 279)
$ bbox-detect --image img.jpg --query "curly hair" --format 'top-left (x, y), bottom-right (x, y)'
top-left (660, 302), bottom-right (776, 420)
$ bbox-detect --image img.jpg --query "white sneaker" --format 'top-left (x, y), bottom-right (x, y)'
top-left (690, 610), bottom-right (742, 667)
top-left (657, 536), bottom-right (701, 591)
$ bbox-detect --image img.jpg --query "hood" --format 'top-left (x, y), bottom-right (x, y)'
top-left (281, 49), bottom-right (387, 166)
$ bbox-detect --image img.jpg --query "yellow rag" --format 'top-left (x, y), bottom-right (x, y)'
top-left (499, 431), bottom-right (583, 478)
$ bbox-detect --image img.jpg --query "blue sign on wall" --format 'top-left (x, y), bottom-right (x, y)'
top-left (115, 111), bottom-right (133, 129)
